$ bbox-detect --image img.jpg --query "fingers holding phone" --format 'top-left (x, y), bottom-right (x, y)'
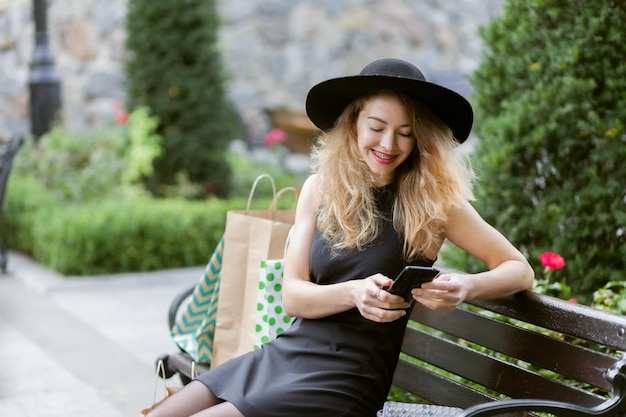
top-left (412, 273), bottom-right (469, 311)
top-left (355, 275), bottom-right (410, 322)
top-left (371, 274), bottom-right (411, 310)
top-left (387, 266), bottom-right (440, 302)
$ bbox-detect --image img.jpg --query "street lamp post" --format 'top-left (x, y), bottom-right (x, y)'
top-left (29, 0), bottom-right (62, 140)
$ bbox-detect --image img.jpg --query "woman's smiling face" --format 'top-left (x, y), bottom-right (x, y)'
top-left (355, 93), bottom-right (416, 184)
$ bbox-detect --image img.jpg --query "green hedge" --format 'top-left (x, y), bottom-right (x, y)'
top-left (444, 0), bottom-right (626, 297)
top-left (3, 124), bottom-right (300, 277)
top-left (31, 199), bottom-right (229, 276)
top-left (1, 176), bottom-right (57, 252)
top-left (2, 175), bottom-right (252, 276)
top-left (3, 173), bottom-right (297, 276)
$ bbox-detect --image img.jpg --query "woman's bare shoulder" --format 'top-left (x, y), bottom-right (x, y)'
top-left (299, 174), bottom-right (320, 204)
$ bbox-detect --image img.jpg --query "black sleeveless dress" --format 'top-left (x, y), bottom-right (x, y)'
top-left (197, 185), bottom-right (434, 417)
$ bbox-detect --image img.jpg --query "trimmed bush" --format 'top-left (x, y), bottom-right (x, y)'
top-left (31, 197), bottom-right (231, 276)
top-left (0, 176), bottom-right (56, 252)
top-left (125, 0), bottom-right (242, 197)
top-left (464, 0), bottom-right (626, 295)
top-left (3, 172), bottom-right (297, 276)
top-left (3, 174), bottom-right (241, 275)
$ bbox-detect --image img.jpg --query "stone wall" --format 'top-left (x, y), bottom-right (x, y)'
top-left (0, 0), bottom-right (503, 145)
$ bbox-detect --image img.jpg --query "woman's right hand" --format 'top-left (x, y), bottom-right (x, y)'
top-left (354, 274), bottom-right (411, 322)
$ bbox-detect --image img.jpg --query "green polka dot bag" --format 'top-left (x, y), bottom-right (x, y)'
top-left (254, 259), bottom-right (293, 349)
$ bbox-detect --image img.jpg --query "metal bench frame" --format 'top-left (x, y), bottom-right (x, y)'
top-left (0, 136), bottom-right (24, 273)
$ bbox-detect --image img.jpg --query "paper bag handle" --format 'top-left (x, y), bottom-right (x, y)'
top-left (269, 186), bottom-right (298, 210)
top-left (283, 226), bottom-right (295, 257)
top-left (152, 360), bottom-right (168, 404)
top-left (246, 173), bottom-right (277, 210)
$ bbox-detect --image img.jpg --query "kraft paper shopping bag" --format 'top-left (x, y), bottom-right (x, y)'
top-left (211, 175), bottom-right (296, 366)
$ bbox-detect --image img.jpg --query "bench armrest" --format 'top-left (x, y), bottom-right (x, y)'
top-left (460, 356), bottom-right (626, 417)
top-left (461, 397), bottom-right (621, 417)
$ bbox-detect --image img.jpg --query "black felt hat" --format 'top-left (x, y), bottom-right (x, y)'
top-left (305, 58), bottom-right (473, 143)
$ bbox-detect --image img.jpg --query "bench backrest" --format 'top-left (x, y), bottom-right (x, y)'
top-left (394, 290), bottom-right (626, 411)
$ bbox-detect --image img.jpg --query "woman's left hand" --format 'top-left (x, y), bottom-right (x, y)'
top-left (411, 274), bottom-right (471, 311)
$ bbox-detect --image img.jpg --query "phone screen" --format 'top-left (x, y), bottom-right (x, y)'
top-left (387, 266), bottom-right (440, 301)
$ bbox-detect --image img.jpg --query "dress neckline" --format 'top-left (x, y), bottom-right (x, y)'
top-left (373, 183), bottom-right (395, 214)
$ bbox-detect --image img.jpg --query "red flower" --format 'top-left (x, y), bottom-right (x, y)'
top-left (264, 128), bottom-right (288, 147)
top-left (568, 298), bottom-right (578, 304)
top-left (204, 183), bottom-right (217, 195)
top-left (538, 252), bottom-right (565, 270)
top-left (113, 101), bottom-right (128, 124)
top-left (115, 111), bottom-right (128, 124)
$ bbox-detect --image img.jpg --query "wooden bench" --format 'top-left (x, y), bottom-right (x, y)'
top-left (0, 135), bottom-right (23, 273)
top-left (157, 284), bottom-right (626, 417)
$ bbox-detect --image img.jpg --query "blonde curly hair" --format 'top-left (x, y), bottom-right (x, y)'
top-left (311, 90), bottom-right (475, 261)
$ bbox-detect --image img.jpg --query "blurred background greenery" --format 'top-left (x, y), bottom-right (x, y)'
top-left (1, 0), bottom-right (624, 314)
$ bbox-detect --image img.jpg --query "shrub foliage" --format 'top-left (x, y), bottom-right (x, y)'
top-left (2, 119), bottom-right (298, 275)
top-left (3, 118), bottom-right (236, 275)
top-left (468, 0), bottom-right (626, 295)
top-left (125, 0), bottom-right (242, 197)
top-left (3, 175), bottom-right (231, 275)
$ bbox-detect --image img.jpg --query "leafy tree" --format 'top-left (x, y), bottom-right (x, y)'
top-left (464, 0), bottom-right (626, 296)
top-left (125, 0), bottom-right (241, 197)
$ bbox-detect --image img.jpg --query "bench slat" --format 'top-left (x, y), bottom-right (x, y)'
top-left (470, 292), bottom-right (626, 350)
top-left (401, 327), bottom-right (607, 408)
top-left (393, 358), bottom-right (495, 408)
top-left (412, 303), bottom-right (616, 390)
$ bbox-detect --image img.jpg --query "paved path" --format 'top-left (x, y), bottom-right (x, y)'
top-left (0, 251), bottom-right (204, 417)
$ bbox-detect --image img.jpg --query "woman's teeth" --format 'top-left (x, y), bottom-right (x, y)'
top-left (374, 150), bottom-right (393, 160)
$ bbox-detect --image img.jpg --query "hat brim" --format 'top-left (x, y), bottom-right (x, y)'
top-left (305, 75), bottom-right (473, 143)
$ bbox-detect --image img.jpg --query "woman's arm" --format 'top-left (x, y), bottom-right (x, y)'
top-left (282, 175), bottom-right (410, 321)
top-left (413, 199), bottom-right (535, 310)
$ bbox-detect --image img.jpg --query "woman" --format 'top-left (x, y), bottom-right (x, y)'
top-left (149, 58), bottom-right (535, 417)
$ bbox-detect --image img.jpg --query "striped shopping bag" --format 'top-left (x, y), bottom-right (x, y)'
top-left (170, 236), bottom-right (224, 364)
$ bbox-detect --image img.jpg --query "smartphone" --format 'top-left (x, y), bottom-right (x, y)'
top-left (386, 266), bottom-right (440, 301)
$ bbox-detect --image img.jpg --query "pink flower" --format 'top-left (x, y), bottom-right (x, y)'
top-left (264, 128), bottom-right (288, 147)
top-left (115, 111), bottom-right (128, 124)
top-left (113, 101), bottom-right (128, 124)
top-left (538, 252), bottom-right (565, 270)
